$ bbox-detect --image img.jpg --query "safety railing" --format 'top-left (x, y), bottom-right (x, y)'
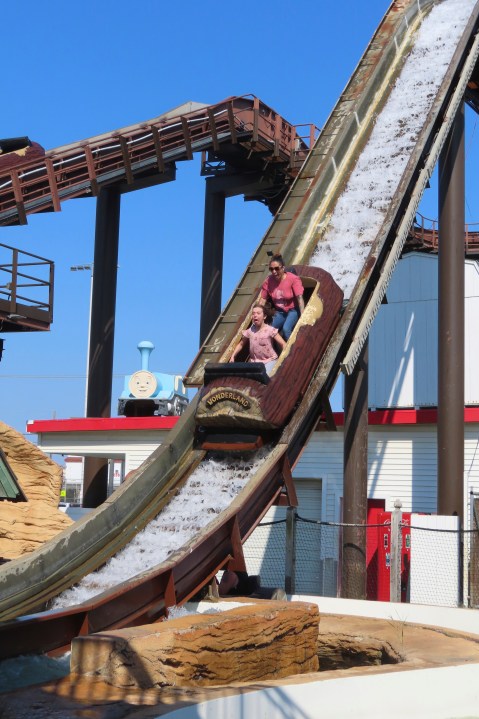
top-left (0, 96), bottom-right (316, 225)
top-left (409, 213), bottom-right (479, 254)
top-left (0, 242), bottom-right (54, 330)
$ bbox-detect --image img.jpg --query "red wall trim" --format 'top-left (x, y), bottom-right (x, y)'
top-left (322, 407), bottom-right (479, 427)
top-left (27, 416), bottom-right (179, 434)
top-left (27, 406), bottom-right (479, 435)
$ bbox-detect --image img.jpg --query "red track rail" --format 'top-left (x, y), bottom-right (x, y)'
top-left (0, 96), bottom-right (316, 226)
top-left (407, 213), bottom-right (479, 255)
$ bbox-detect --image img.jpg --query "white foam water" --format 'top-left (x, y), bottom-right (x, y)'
top-left (310, 0), bottom-right (477, 299)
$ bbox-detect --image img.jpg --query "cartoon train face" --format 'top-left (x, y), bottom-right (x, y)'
top-left (128, 370), bottom-right (158, 398)
top-left (194, 265), bottom-right (344, 451)
top-left (118, 341), bottom-right (188, 417)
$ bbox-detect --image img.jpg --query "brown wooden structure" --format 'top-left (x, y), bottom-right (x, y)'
top-left (0, 96), bottom-right (316, 227)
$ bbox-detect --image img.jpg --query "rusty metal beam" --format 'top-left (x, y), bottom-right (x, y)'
top-left (119, 136), bottom-right (134, 185)
top-left (226, 101), bottom-right (237, 144)
top-left (181, 117), bottom-right (193, 160)
top-left (0, 96), bottom-right (312, 226)
top-left (83, 145), bottom-right (99, 196)
top-left (44, 158), bottom-right (61, 212)
top-left (207, 108), bottom-right (220, 151)
top-left (151, 125), bottom-right (165, 173)
top-left (226, 516), bottom-right (247, 573)
top-left (10, 171), bottom-right (27, 225)
top-left (252, 96), bottom-right (260, 144)
top-left (281, 455), bottom-right (298, 507)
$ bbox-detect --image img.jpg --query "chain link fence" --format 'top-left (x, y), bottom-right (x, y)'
top-left (244, 510), bottom-right (479, 608)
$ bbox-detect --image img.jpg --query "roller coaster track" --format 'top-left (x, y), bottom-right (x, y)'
top-left (1, 0), bottom-right (479, 659)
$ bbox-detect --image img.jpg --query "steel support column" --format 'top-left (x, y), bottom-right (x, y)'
top-left (438, 103), bottom-right (465, 522)
top-left (199, 172), bottom-right (283, 345)
top-left (83, 186), bottom-right (121, 508)
top-left (200, 179), bottom-right (225, 345)
top-left (341, 340), bottom-right (368, 599)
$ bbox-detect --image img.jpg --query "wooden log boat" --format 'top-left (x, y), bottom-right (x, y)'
top-left (0, 137), bottom-right (45, 172)
top-left (195, 265), bottom-right (344, 450)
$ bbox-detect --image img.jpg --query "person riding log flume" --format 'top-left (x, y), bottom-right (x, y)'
top-left (230, 304), bottom-right (286, 375)
top-left (258, 253), bottom-right (305, 340)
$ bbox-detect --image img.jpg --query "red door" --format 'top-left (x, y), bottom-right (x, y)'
top-left (366, 501), bottom-right (385, 600)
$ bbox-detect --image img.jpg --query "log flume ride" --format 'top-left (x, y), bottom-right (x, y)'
top-left (1, 0), bottom-right (479, 659)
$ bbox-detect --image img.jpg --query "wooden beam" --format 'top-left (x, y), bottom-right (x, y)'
top-left (207, 108), bottom-right (220, 151)
top-left (164, 570), bottom-right (177, 612)
top-left (227, 101), bottom-right (237, 144)
top-left (281, 455), bottom-right (298, 507)
top-left (84, 146), bottom-right (99, 196)
top-left (227, 515), bottom-right (247, 572)
top-left (252, 96), bottom-right (260, 144)
top-left (319, 389), bottom-right (337, 431)
top-left (151, 126), bottom-right (165, 173)
top-left (181, 117), bottom-right (193, 160)
top-left (10, 170), bottom-right (27, 225)
top-left (119, 137), bottom-right (134, 185)
top-left (44, 158), bottom-right (61, 212)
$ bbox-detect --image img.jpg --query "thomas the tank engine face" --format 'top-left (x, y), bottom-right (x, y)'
top-left (128, 370), bottom-right (157, 398)
top-left (118, 341), bottom-right (189, 417)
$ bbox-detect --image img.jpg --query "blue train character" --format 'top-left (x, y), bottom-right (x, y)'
top-left (118, 340), bottom-right (189, 417)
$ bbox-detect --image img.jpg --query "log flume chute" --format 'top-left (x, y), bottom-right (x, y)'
top-left (1, 0), bottom-right (479, 659)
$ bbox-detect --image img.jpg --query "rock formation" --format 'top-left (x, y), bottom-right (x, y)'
top-left (317, 630), bottom-right (401, 670)
top-left (71, 600), bottom-right (320, 689)
top-left (0, 421), bottom-right (72, 560)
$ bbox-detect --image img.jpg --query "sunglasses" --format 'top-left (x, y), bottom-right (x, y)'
top-left (269, 265), bottom-right (282, 273)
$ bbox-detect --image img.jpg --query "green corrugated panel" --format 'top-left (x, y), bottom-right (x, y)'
top-left (0, 451), bottom-right (25, 501)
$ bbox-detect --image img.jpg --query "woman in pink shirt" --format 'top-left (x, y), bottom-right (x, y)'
top-left (259, 254), bottom-right (305, 340)
top-left (231, 305), bottom-right (286, 375)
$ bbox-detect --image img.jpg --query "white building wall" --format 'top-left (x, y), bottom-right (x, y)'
top-left (37, 430), bottom-right (168, 474)
top-left (292, 424), bottom-right (479, 521)
top-left (369, 254), bottom-right (479, 409)
top-left (64, 457), bottom-right (83, 483)
top-left (465, 428), bottom-right (479, 493)
top-left (465, 265), bottom-right (479, 404)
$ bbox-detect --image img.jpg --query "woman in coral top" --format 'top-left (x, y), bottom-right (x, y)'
top-left (259, 254), bottom-right (304, 340)
top-left (231, 304), bottom-right (286, 375)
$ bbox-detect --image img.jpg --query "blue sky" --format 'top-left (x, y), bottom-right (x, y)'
top-left (1, 1), bottom-right (478, 437)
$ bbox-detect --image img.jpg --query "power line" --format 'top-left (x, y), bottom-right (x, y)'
top-left (0, 374), bottom-right (125, 380)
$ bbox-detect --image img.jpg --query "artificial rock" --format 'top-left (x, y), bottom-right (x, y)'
top-left (0, 421), bottom-right (72, 560)
top-left (71, 600), bottom-right (320, 689)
